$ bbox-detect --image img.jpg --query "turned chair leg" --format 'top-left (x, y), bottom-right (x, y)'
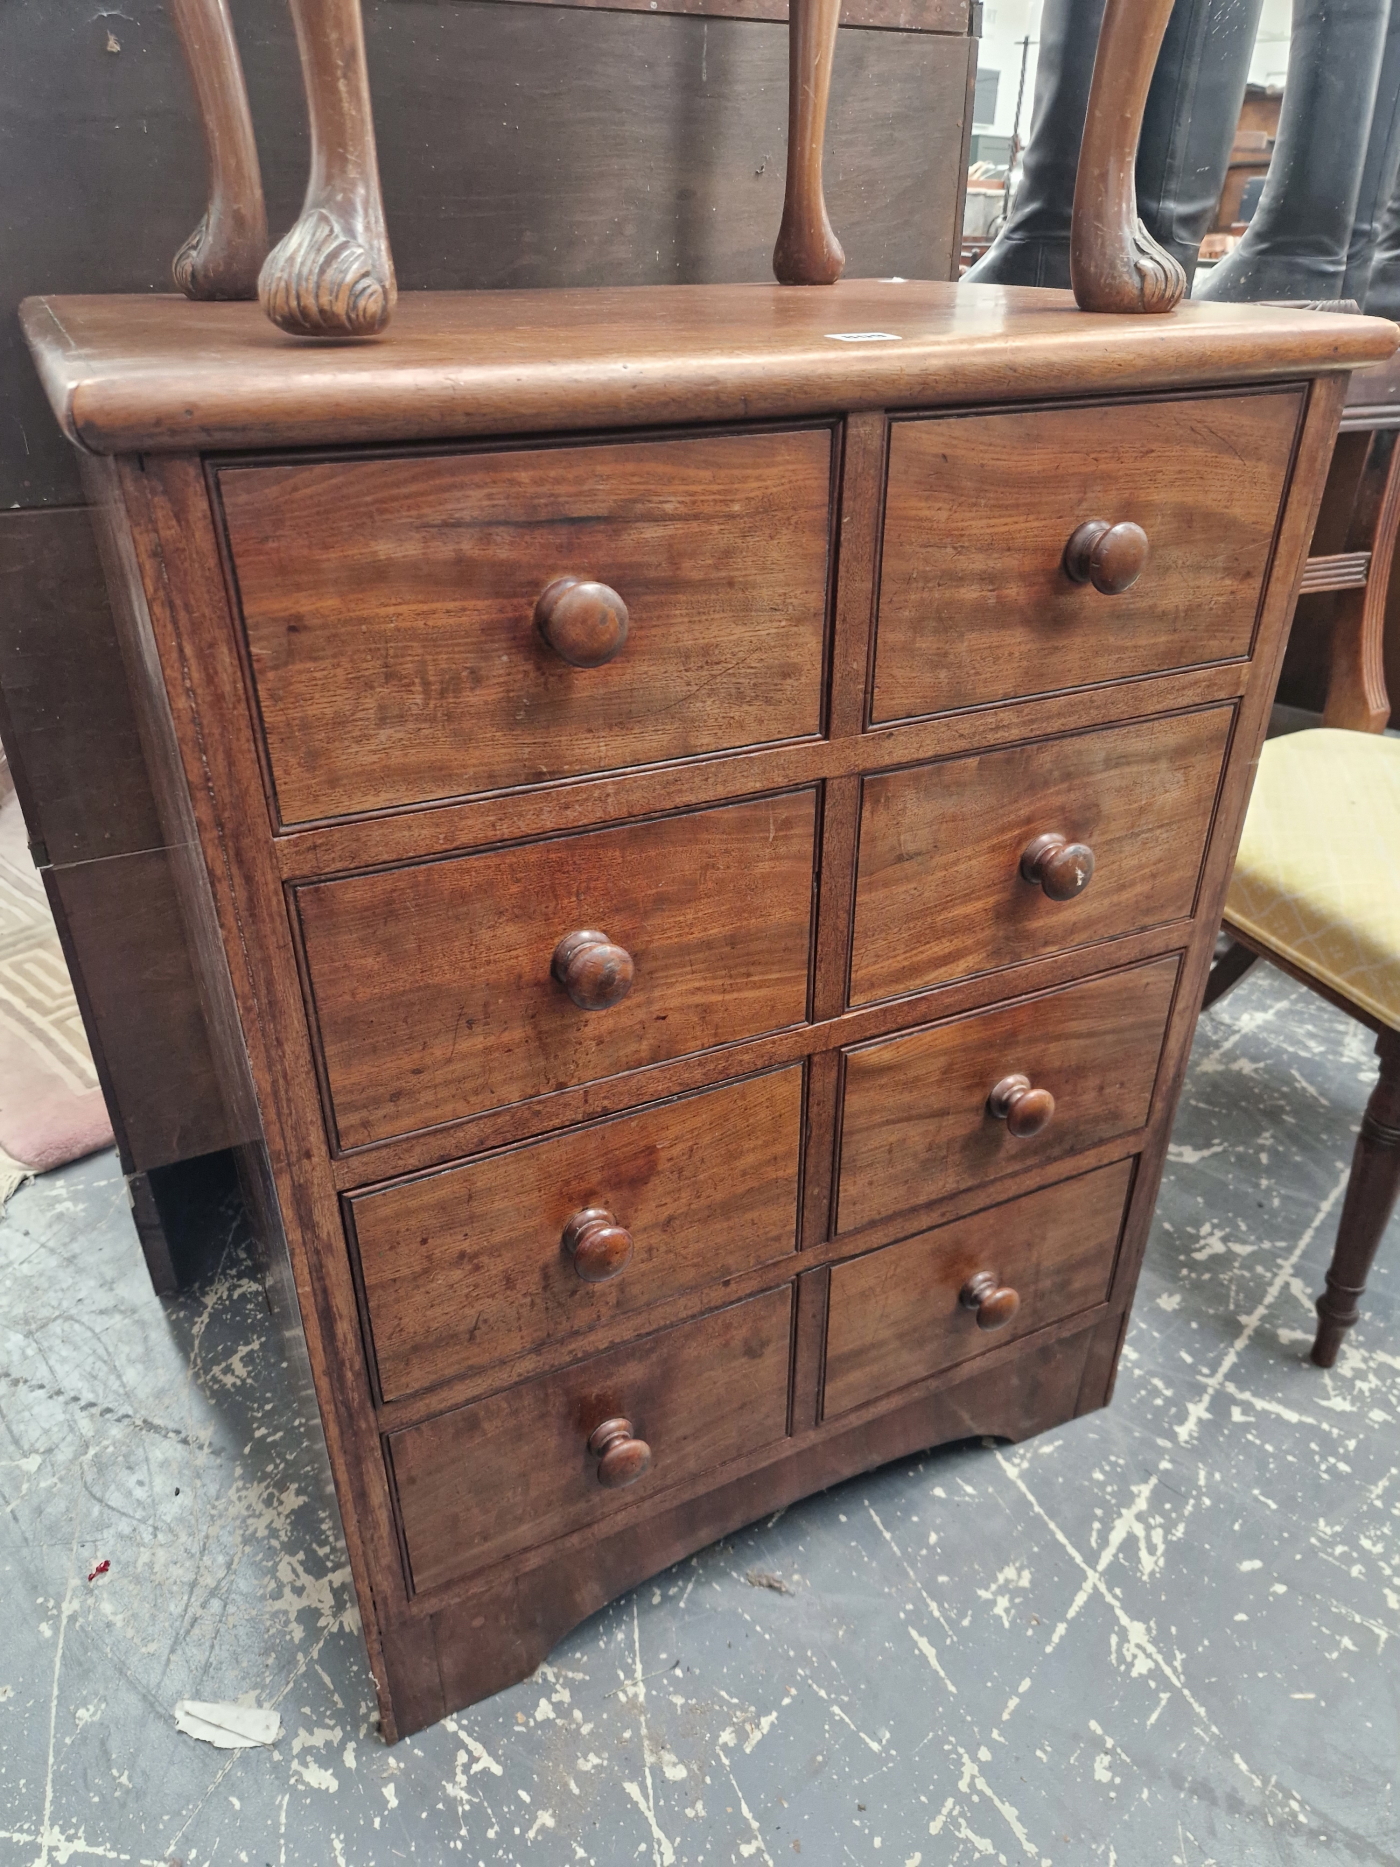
top-left (259, 0), bottom-right (396, 337)
top-left (168, 0), bottom-right (267, 298)
top-left (772, 0), bottom-right (845, 285)
top-left (1313, 1026), bottom-right (1400, 1366)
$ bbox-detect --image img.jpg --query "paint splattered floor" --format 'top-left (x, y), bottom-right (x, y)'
top-left (2, 963), bottom-right (1397, 1867)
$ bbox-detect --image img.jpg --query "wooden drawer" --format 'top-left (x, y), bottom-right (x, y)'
top-left (350, 1066), bottom-right (803, 1402)
top-left (849, 706), bottom-right (1232, 1005)
top-left (824, 1160), bottom-right (1133, 1419)
top-left (218, 429), bottom-right (833, 825)
top-left (297, 789), bottom-right (817, 1149)
top-left (389, 1285), bottom-right (793, 1593)
top-left (836, 955), bottom-right (1177, 1236)
top-left (871, 390), bottom-right (1301, 723)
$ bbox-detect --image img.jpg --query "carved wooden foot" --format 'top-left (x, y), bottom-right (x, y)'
top-left (772, 0), bottom-right (845, 286)
top-left (1313, 1028), bottom-right (1400, 1367)
top-left (1070, 0), bottom-right (1186, 315)
top-left (259, 0), bottom-right (396, 338)
top-left (169, 0), bottom-right (267, 299)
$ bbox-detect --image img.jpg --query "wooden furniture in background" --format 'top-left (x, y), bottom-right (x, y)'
top-left (1205, 350), bottom-right (1400, 1369)
top-left (23, 279), bottom-right (1393, 1733)
top-left (1278, 349), bottom-right (1400, 726)
top-left (1214, 84), bottom-right (1282, 235)
top-left (0, 0), bottom-right (978, 1287)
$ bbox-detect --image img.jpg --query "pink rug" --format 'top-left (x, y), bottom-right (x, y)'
top-left (0, 794), bottom-right (114, 1172)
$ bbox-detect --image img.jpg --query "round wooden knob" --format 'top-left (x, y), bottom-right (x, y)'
top-left (960, 1270), bottom-right (1021, 1332)
top-left (562, 1207), bottom-right (634, 1283)
top-left (1020, 831), bottom-right (1096, 902)
top-left (535, 576), bottom-right (630, 668)
top-left (588, 1417), bottom-right (652, 1488)
top-left (1063, 519), bottom-right (1149, 594)
top-left (551, 930), bottom-right (634, 1010)
top-left (988, 1073), bottom-right (1056, 1139)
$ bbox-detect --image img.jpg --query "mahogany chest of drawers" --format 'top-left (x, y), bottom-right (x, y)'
top-left (23, 280), bottom-right (1394, 1738)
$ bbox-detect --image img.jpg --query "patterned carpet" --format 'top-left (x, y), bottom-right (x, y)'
top-left (0, 792), bottom-right (112, 1172)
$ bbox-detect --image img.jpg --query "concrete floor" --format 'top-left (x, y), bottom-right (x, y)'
top-left (1, 964), bottom-right (1397, 1867)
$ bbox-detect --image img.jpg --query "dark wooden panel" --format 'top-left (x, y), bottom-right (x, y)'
top-left (836, 955), bottom-right (1179, 1236)
top-left (296, 788), bottom-right (818, 1149)
top-left (350, 1065), bottom-right (802, 1401)
top-left (849, 706), bottom-right (1234, 1005)
top-left (43, 848), bottom-right (231, 1170)
top-left (389, 1283), bottom-right (793, 1592)
top-left (824, 1159), bottom-right (1133, 1417)
top-left (872, 390), bottom-right (1304, 724)
top-left (2, 0), bottom-right (972, 510)
top-left (220, 429), bottom-right (833, 823)
top-left (0, 508), bottom-right (162, 866)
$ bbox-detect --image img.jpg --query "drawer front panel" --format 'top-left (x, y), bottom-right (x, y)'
top-left (351, 1066), bottom-right (803, 1402)
top-left (836, 956), bottom-right (1178, 1236)
top-left (298, 789), bottom-right (818, 1149)
top-left (825, 1160), bottom-right (1134, 1418)
top-left (873, 390), bottom-right (1301, 723)
top-left (219, 429), bottom-right (833, 824)
top-left (390, 1285), bottom-right (793, 1592)
top-left (849, 707), bottom-right (1232, 1005)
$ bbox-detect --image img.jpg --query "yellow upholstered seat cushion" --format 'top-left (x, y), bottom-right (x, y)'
top-left (1224, 727), bottom-right (1400, 1031)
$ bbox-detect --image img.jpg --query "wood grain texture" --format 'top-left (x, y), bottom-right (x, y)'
top-left (1069, 0), bottom-right (1185, 316)
top-left (275, 660), bottom-right (1250, 887)
top-left (296, 789), bottom-right (818, 1149)
top-left (836, 956), bottom-right (1179, 1236)
top-left (824, 1159), bottom-right (1134, 1417)
top-left (389, 1284), bottom-right (794, 1593)
top-left (349, 1066), bottom-right (802, 1402)
top-left (219, 429), bottom-right (833, 822)
top-left (22, 291), bottom-right (1394, 460)
top-left (410, 1312), bottom-right (1110, 1725)
top-left (790, 1264), bottom-right (831, 1429)
top-left (168, 0), bottom-right (267, 300)
top-left (848, 707), bottom-right (1234, 1005)
top-left (259, 0), bottom-right (395, 337)
top-left (873, 390), bottom-right (1304, 723)
top-left (773, 0), bottom-right (846, 285)
top-left (826, 409), bottom-right (887, 740)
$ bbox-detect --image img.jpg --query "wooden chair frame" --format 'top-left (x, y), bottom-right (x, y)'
top-left (167, 0), bottom-right (1186, 335)
top-left (1203, 411), bottom-right (1400, 1368)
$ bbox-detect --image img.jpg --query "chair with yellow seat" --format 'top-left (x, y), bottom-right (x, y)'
top-left (1206, 427), bottom-right (1400, 1368)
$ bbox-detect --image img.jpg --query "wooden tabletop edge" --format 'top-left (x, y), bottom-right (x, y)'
top-left (18, 288), bottom-right (1399, 455)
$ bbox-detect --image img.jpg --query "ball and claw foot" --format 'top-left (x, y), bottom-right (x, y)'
top-left (172, 211), bottom-right (264, 301)
top-left (258, 207), bottom-right (395, 338)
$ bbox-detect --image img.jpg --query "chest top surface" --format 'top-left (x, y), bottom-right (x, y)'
top-left (21, 281), bottom-right (1397, 458)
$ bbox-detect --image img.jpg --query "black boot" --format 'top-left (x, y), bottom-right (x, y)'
top-left (1349, 0), bottom-right (1400, 303)
top-left (1365, 171), bottom-right (1400, 315)
top-left (1138, 0), bottom-right (1268, 280)
top-left (1195, 0), bottom-right (1393, 301)
top-left (964, 0), bottom-right (1261, 290)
